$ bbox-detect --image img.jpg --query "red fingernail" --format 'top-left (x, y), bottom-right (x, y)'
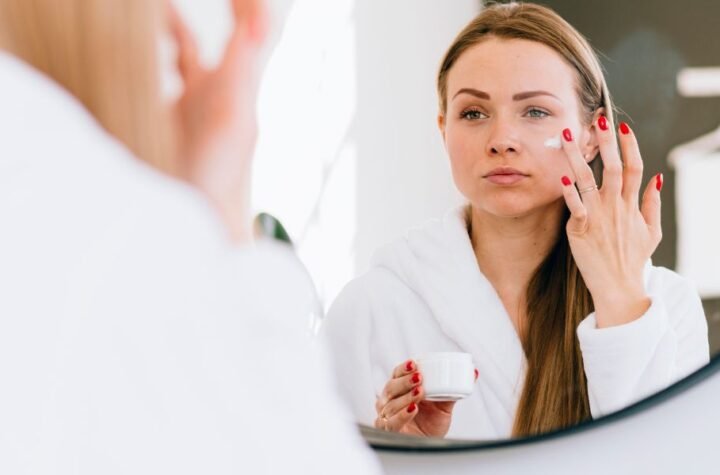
top-left (405, 360), bottom-right (413, 372)
top-left (413, 387), bottom-right (420, 396)
top-left (407, 403), bottom-right (417, 413)
top-left (474, 369), bottom-right (479, 380)
top-left (411, 373), bottom-right (420, 384)
top-left (620, 122), bottom-right (630, 135)
top-left (598, 116), bottom-right (608, 131)
top-left (561, 176), bottom-right (572, 187)
top-left (563, 128), bottom-right (573, 142)
top-left (656, 173), bottom-right (663, 191)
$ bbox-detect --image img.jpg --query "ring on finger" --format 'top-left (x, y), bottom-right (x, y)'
top-left (578, 184), bottom-right (599, 194)
top-left (380, 413), bottom-right (390, 430)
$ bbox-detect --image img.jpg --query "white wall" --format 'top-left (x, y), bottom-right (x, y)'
top-left (352, 1), bottom-right (474, 275)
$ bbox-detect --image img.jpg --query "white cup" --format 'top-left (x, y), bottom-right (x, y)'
top-left (415, 352), bottom-right (475, 401)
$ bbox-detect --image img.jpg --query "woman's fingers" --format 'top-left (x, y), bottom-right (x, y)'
top-left (375, 360), bottom-right (424, 431)
top-left (381, 371), bottom-right (421, 406)
top-left (561, 127), bottom-right (601, 210)
top-left (375, 360), bottom-right (418, 412)
top-left (640, 173), bottom-right (663, 245)
top-left (617, 122), bottom-right (645, 206)
top-left (166, 0), bottom-right (202, 83)
top-left (376, 385), bottom-right (423, 430)
top-left (230, 0), bottom-right (267, 41)
top-left (218, 2), bottom-right (265, 92)
top-left (392, 359), bottom-right (416, 379)
top-left (377, 400), bottom-right (420, 432)
top-left (594, 115), bottom-right (624, 197)
top-left (231, 0), bottom-right (259, 24)
top-left (561, 175), bottom-right (589, 235)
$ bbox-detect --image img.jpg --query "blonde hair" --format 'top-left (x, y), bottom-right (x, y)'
top-left (0, 0), bottom-right (173, 172)
top-left (440, 2), bottom-right (614, 437)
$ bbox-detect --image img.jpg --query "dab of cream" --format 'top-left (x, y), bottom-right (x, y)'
top-left (544, 136), bottom-right (562, 149)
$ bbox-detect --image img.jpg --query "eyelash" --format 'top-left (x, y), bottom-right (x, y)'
top-left (459, 108), bottom-right (487, 120)
top-left (526, 107), bottom-right (550, 119)
top-left (459, 107), bottom-right (552, 121)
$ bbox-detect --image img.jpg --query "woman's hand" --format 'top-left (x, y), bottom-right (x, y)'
top-left (375, 360), bottom-right (457, 437)
top-left (560, 119), bottom-right (663, 328)
top-left (167, 0), bottom-right (266, 243)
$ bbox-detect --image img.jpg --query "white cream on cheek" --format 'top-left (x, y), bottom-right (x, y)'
top-left (544, 135), bottom-right (562, 149)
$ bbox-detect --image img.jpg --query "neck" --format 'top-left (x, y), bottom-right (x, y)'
top-left (468, 200), bottom-right (565, 291)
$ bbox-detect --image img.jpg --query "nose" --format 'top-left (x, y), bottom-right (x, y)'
top-left (485, 119), bottom-right (520, 157)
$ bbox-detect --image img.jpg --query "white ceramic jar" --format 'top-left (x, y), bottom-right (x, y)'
top-left (416, 352), bottom-right (475, 401)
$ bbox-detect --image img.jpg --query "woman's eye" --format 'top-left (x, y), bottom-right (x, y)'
top-left (460, 109), bottom-right (487, 120)
top-left (526, 108), bottom-right (550, 119)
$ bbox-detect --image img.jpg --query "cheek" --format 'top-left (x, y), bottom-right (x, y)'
top-left (445, 128), bottom-right (481, 173)
top-left (526, 140), bottom-right (574, 183)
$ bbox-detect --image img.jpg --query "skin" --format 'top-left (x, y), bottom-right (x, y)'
top-left (168, 0), bottom-right (267, 243)
top-left (376, 37), bottom-right (662, 437)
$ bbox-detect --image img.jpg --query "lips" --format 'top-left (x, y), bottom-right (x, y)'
top-left (484, 167), bottom-right (527, 177)
top-left (484, 167), bottom-right (528, 185)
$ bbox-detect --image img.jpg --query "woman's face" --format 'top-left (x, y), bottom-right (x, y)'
top-left (440, 37), bottom-right (599, 219)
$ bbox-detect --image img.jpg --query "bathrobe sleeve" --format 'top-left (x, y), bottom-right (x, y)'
top-left (321, 276), bottom-right (383, 428)
top-left (577, 267), bottom-right (710, 418)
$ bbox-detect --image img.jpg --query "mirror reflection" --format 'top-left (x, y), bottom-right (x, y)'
top-left (298, 0), bottom-right (716, 442)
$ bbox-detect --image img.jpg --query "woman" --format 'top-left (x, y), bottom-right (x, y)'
top-left (323, 2), bottom-right (709, 440)
top-left (0, 0), bottom-right (379, 472)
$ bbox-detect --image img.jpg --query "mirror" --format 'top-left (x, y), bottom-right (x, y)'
top-left (166, 0), bottom-right (719, 460)
top-left (361, 353), bottom-right (720, 448)
top-left (247, 0), bottom-right (720, 447)
top-left (369, 355), bottom-right (720, 473)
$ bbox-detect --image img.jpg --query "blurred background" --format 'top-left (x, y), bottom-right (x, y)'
top-left (172, 0), bottom-right (720, 353)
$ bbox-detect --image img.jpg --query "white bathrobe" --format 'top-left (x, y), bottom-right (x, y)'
top-left (322, 206), bottom-right (710, 440)
top-left (0, 52), bottom-right (380, 474)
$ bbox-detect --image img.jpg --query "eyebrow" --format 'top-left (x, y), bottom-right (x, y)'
top-left (452, 88), bottom-right (560, 101)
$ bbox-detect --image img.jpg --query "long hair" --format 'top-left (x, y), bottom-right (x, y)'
top-left (0, 0), bottom-right (173, 172)
top-left (439, 2), bottom-right (614, 437)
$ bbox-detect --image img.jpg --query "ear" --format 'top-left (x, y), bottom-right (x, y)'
top-left (583, 107), bottom-right (605, 163)
top-left (437, 113), bottom-right (447, 144)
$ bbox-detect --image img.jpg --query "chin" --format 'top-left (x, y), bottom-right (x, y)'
top-left (472, 199), bottom-right (533, 219)
top-left (485, 206), bottom-right (532, 219)
top-left (470, 193), bottom-right (563, 220)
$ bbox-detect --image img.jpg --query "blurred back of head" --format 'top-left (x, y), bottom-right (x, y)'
top-left (0, 0), bottom-right (173, 171)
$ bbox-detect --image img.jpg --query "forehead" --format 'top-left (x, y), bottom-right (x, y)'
top-left (446, 37), bottom-right (578, 100)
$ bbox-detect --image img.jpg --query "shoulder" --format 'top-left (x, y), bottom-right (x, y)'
top-left (328, 266), bottom-right (418, 317)
top-left (371, 206), bottom-right (468, 263)
top-left (326, 206), bottom-right (470, 321)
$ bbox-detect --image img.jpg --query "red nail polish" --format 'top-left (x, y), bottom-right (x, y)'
top-left (412, 387), bottom-right (420, 396)
top-left (405, 360), bottom-right (413, 372)
top-left (561, 176), bottom-right (572, 186)
top-left (598, 116), bottom-right (608, 131)
top-left (474, 369), bottom-right (479, 380)
top-left (656, 173), bottom-right (663, 191)
top-left (620, 122), bottom-right (630, 135)
top-left (563, 128), bottom-right (573, 142)
top-left (411, 373), bottom-right (420, 384)
top-left (407, 403), bottom-right (417, 413)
